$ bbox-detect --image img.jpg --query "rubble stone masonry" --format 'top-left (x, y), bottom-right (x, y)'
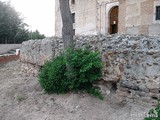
top-left (20, 34), bottom-right (160, 104)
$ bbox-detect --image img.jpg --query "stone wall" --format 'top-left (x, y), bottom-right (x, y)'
top-left (20, 37), bottom-right (63, 76)
top-left (20, 34), bottom-right (160, 103)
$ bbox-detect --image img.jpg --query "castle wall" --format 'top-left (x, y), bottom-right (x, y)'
top-left (55, 0), bottom-right (62, 36)
top-left (55, 0), bottom-right (97, 36)
top-left (55, 0), bottom-right (160, 36)
top-left (119, 0), bottom-right (160, 35)
top-left (75, 0), bottom-right (97, 35)
top-left (96, 0), bottom-right (119, 34)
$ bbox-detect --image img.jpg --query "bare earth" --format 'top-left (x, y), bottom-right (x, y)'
top-left (0, 60), bottom-right (153, 120)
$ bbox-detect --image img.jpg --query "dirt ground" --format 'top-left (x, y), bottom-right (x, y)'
top-left (0, 60), bottom-right (153, 120)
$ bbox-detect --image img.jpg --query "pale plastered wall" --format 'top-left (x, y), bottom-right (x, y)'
top-left (119, 0), bottom-right (160, 35)
top-left (75, 0), bottom-right (97, 35)
top-left (55, 0), bottom-right (97, 36)
top-left (55, 0), bottom-right (160, 36)
top-left (55, 0), bottom-right (62, 36)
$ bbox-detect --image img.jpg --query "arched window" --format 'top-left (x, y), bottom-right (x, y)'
top-left (109, 6), bottom-right (119, 34)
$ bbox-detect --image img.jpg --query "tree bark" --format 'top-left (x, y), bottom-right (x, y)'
top-left (59, 0), bottom-right (74, 50)
top-left (59, 0), bottom-right (75, 83)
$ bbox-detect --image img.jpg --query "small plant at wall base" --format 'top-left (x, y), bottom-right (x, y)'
top-left (144, 99), bottom-right (160, 120)
top-left (38, 48), bottom-right (103, 100)
top-left (39, 54), bottom-right (68, 93)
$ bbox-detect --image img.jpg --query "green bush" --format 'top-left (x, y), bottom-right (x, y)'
top-left (39, 54), bottom-right (68, 93)
top-left (66, 49), bottom-right (102, 90)
top-left (144, 99), bottom-right (160, 120)
top-left (87, 87), bottom-right (104, 100)
top-left (38, 48), bottom-right (103, 99)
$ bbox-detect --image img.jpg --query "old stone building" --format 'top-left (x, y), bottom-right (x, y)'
top-left (55, 0), bottom-right (160, 36)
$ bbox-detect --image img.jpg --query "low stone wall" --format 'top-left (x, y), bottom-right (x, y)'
top-left (20, 34), bottom-right (160, 103)
top-left (20, 37), bottom-right (63, 76)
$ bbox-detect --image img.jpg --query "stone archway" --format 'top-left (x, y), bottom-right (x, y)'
top-left (109, 6), bottom-right (119, 34)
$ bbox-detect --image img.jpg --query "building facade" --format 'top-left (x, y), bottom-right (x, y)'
top-left (55, 0), bottom-right (160, 36)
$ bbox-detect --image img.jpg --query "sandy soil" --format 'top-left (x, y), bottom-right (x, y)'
top-left (0, 60), bottom-right (153, 120)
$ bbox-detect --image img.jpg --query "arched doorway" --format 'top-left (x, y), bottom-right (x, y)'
top-left (109, 6), bottom-right (119, 34)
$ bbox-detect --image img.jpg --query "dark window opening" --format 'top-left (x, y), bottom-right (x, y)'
top-left (109, 6), bottom-right (119, 34)
top-left (111, 24), bottom-right (117, 34)
top-left (73, 29), bottom-right (75, 35)
top-left (156, 6), bottom-right (160, 20)
top-left (72, 13), bottom-right (75, 23)
top-left (71, 0), bottom-right (75, 4)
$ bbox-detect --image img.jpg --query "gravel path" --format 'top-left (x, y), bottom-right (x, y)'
top-left (0, 60), bottom-right (153, 120)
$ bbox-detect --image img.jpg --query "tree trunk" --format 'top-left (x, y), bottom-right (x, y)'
top-left (59, 0), bottom-right (75, 83)
top-left (59, 0), bottom-right (74, 50)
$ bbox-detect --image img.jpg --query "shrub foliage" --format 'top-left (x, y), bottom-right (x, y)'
top-left (39, 55), bottom-right (68, 93)
top-left (144, 99), bottom-right (160, 120)
top-left (39, 48), bottom-right (103, 99)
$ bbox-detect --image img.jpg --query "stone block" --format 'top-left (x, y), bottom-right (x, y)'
top-left (149, 24), bottom-right (160, 35)
top-left (126, 27), bottom-right (140, 34)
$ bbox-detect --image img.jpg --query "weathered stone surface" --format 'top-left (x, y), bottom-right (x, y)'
top-left (20, 34), bottom-right (160, 103)
top-left (20, 37), bottom-right (64, 66)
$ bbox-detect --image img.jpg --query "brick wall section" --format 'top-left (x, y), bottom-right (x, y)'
top-left (0, 55), bottom-right (19, 64)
